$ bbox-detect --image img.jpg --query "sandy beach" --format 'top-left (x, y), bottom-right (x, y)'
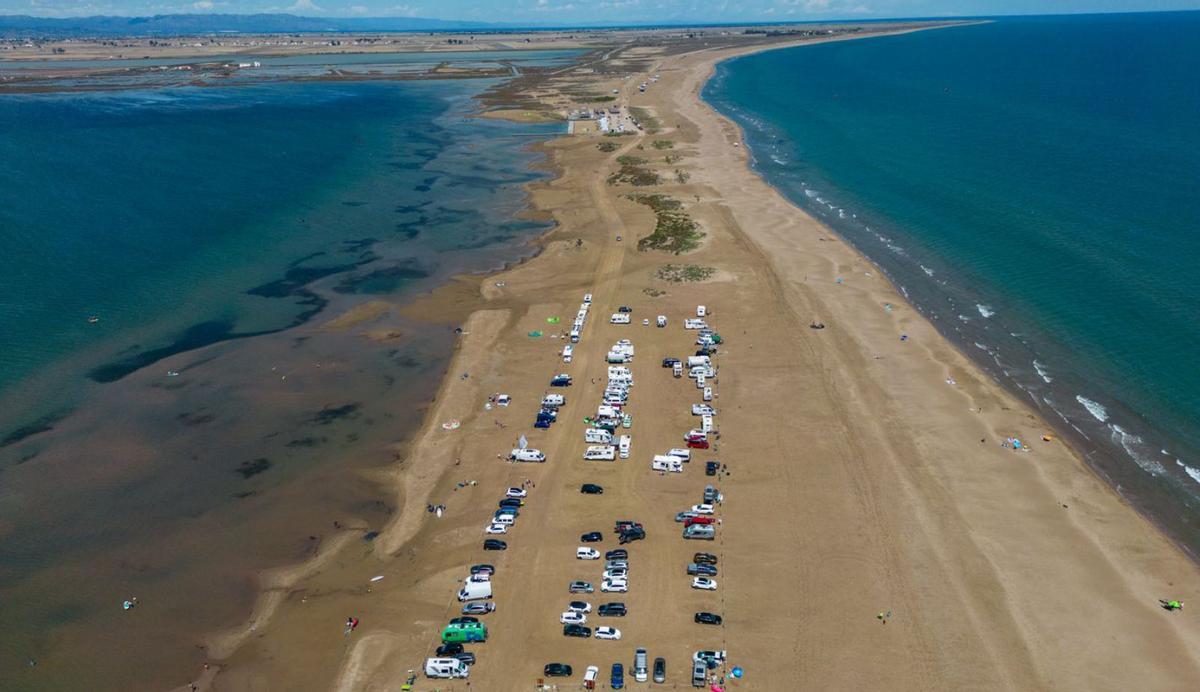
top-left (191, 28), bottom-right (1200, 691)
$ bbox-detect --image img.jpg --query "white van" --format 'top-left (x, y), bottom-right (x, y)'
top-left (684, 319), bottom-right (708, 330)
top-left (585, 428), bottom-right (614, 444)
top-left (570, 328), bottom-right (581, 343)
top-left (425, 657), bottom-right (470, 679)
top-left (701, 415), bottom-right (714, 433)
top-left (492, 514), bottom-right (514, 526)
top-left (510, 448), bottom-right (546, 462)
top-left (687, 355), bottom-right (711, 368)
top-left (697, 305), bottom-right (707, 317)
top-left (610, 313), bottom-right (631, 324)
top-left (618, 435), bottom-right (632, 459)
top-left (542, 394), bottom-right (565, 408)
top-left (673, 362), bottom-right (684, 378)
top-left (696, 374), bottom-right (706, 389)
top-left (703, 387), bottom-right (713, 402)
top-left (656, 315), bottom-right (667, 328)
top-left (562, 345), bottom-right (574, 363)
top-left (652, 455), bottom-right (683, 472)
top-left (666, 448), bottom-right (692, 461)
top-left (457, 580), bottom-right (493, 601)
top-left (584, 445), bottom-right (616, 461)
top-left (584, 293), bottom-right (593, 303)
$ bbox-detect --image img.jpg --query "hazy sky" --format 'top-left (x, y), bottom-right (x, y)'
top-left (5, 0), bottom-right (1200, 22)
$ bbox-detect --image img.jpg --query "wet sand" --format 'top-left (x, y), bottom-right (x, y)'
top-left (195, 26), bottom-right (1200, 692)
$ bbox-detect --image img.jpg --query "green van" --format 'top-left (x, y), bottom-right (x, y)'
top-left (441, 621), bottom-right (488, 643)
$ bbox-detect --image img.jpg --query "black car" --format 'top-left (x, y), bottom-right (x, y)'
top-left (550, 375), bottom-right (573, 387)
top-left (693, 552), bottom-right (718, 566)
top-left (534, 418), bottom-right (552, 429)
top-left (581, 483), bottom-right (604, 494)
top-left (618, 306), bottom-right (633, 313)
top-left (470, 563), bottom-right (496, 575)
top-left (483, 539), bottom-right (508, 551)
top-left (498, 498), bottom-right (523, 509)
top-left (452, 652), bottom-right (476, 665)
top-left (695, 612), bottom-right (723, 625)
top-left (563, 624), bottom-right (592, 638)
top-left (614, 521), bottom-right (642, 533)
top-left (618, 527), bottom-right (645, 544)
top-left (687, 563), bottom-right (718, 577)
top-left (598, 602), bottom-right (627, 617)
top-left (662, 357), bottom-right (680, 368)
top-left (581, 531), bottom-right (603, 543)
top-left (605, 549), bottom-right (628, 560)
top-left (705, 461), bottom-right (720, 477)
top-left (450, 616), bottom-right (479, 625)
top-left (654, 657), bottom-right (667, 684)
top-left (545, 663), bottom-right (573, 677)
top-left (436, 643), bottom-right (464, 656)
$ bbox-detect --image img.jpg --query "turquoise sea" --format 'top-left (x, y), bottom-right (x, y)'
top-left (0, 52), bottom-right (569, 689)
top-left (705, 12), bottom-right (1200, 553)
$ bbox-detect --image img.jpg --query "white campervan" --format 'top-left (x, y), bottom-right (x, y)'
top-left (697, 305), bottom-right (707, 317)
top-left (425, 658), bottom-right (470, 679)
top-left (687, 355), bottom-right (711, 368)
top-left (562, 345), bottom-right (574, 363)
top-left (597, 405), bottom-right (621, 419)
top-left (684, 319), bottom-right (707, 330)
top-left (618, 435), bottom-right (632, 459)
top-left (542, 394), bottom-right (565, 408)
top-left (584, 445), bottom-right (617, 461)
top-left (652, 455), bottom-right (683, 473)
top-left (510, 448), bottom-right (546, 462)
top-left (457, 580), bottom-right (493, 601)
top-left (610, 313), bottom-right (631, 324)
top-left (666, 448), bottom-right (692, 461)
top-left (701, 415), bottom-right (714, 433)
top-left (585, 428), bottom-right (614, 444)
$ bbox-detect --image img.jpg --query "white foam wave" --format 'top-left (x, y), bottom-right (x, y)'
top-left (920, 264), bottom-right (934, 277)
top-left (976, 304), bottom-right (995, 318)
top-left (957, 314), bottom-right (970, 322)
top-left (1176, 460), bottom-right (1200, 485)
top-left (1033, 360), bottom-right (1052, 384)
top-left (1110, 424), bottom-right (1165, 475)
top-left (1077, 395), bottom-right (1108, 422)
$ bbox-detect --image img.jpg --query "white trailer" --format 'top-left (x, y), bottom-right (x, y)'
top-left (652, 455), bottom-right (683, 473)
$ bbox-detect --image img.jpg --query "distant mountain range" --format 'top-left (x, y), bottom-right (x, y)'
top-left (0, 13), bottom-right (506, 38)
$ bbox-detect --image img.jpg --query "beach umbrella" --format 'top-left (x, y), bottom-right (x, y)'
top-left (731, 667), bottom-right (743, 679)
top-left (518, 434), bottom-right (528, 449)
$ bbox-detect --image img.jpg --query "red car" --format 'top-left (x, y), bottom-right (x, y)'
top-left (686, 439), bottom-right (710, 449)
top-left (684, 516), bottom-right (715, 527)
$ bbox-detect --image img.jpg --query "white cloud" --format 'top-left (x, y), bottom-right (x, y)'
top-left (192, 0), bottom-right (213, 8)
top-left (286, 0), bottom-right (323, 13)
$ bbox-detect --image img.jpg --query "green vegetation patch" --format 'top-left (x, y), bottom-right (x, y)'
top-left (651, 140), bottom-right (675, 150)
top-left (630, 106), bottom-right (661, 134)
top-left (616, 154), bottom-right (647, 166)
top-left (675, 169), bottom-right (691, 184)
top-left (656, 264), bottom-right (716, 283)
top-left (608, 158), bottom-right (661, 187)
top-left (597, 141), bottom-right (621, 152)
top-left (604, 131), bottom-right (635, 137)
top-left (628, 194), bottom-right (704, 254)
top-left (664, 153), bottom-right (681, 164)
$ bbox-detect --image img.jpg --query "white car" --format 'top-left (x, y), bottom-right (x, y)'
top-left (603, 569), bottom-right (628, 580)
top-left (692, 576), bottom-right (718, 591)
top-left (601, 578), bottom-right (628, 593)
top-left (485, 523), bottom-right (509, 535)
top-left (496, 394), bottom-right (511, 407)
top-left (505, 487), bottom-right (527, 498)
top-left (577, 547), bottom-right (601, 560)
top-left (692, 404), bottom-right (715, 416)
top-left (594, 626), bottom-right (622, 641)
top-left (691, 504), bottom-right (715, 515)
top-left (561, 611), bottom-right (587, 625)
top-left (567, 601), bottom-right (592, 614)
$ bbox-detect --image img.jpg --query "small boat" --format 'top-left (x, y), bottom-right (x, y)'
top-left (166, 370), bottom-right (180, 377)
top-left (86, 315), bottom-right (100, 324)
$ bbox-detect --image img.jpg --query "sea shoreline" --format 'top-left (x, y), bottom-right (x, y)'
top-left (700, 33), bottom-right (1200, 565)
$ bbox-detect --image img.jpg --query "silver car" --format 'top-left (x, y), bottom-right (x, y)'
top-left (461, 602), bottom-right (495, 615)
top-left (569, 580), bottom-right (594, 594)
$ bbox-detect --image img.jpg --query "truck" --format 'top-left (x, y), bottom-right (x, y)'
top-left (457, 580), bottom-right (494, 602)
top-left (425, 657), bottom-right (470, 679)
top-left (652, 455), bottom-right (683, 473)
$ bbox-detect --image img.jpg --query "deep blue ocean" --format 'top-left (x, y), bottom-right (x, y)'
top-left (705, 12), bottom-right (1200, 551)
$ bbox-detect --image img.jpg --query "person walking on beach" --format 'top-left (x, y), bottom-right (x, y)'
top-left (1160, 599), bottom-right (1185, 611)
top-left (345, 617), bottom-right (360, 635)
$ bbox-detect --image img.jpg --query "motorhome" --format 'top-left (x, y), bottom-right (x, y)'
top-left (687, 355), bottom-right (711, 368)
top-left (701, 415), bottom-right (714, 433)
top-left (510, 448), bottom-right (546, 462)
top-left (585, 428), bottom-right (614, 444)
top-left (425, 658), bottom-right (470, 679)
top-left (441, 621), bottom-right (487, 643)
top-left (666, 448), bottom-right (692, 461)
top-left (619, 435), bottom-right (631, 459)
top-left (684, 319), bottom-right (708, 330)
top-left (652, 455), bottom-right (683, 473)
top-left (606, 351), bottom-right (632, 364)
top-left (610, 313), bottom-right (631, 324)
top-left (584, 445), bottom-right (617, 461)
top-left (542, 394), bottom-right (565, 408)
top-left (597, 405), bottom-right (621, 419)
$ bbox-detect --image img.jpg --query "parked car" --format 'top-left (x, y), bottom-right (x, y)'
top-left (683, 525), bottom-right (715, 540)
top-left (598, 602), bottom-right (627, 617)
top-left (691, 503), bottom-right (715, 514)
top-left (605, 560), bottom-right (628, 570)
top-left (605, 549), bottom-right (628, 561)
top-left (694, 650), bottom-right (727, 668)
top-left (436, 643), bottom-right (463, 656)
top-left (687, 563), bottom-right (718, 577)
top-left (550, 374), bottom-right (573, 387)
top-left (505, 487), bottom-right (527, 498)
top-left (601, 578), bottom-right (628, 593)
top-left (595, 626), bottom-right (622, 640)
top-left (634, 648), bottom-right (649, 683)
top-left (449, 616), bottom-right (479, 625)
top-left (618, 527), bottom-right (645, 544)
top-left (618, 306), bottom-right (632, 313)
top-left (581, 483), bottom-right (604, 494)
top-left (654, 657), bottom-right (667, 684)
top-left (484, 523), bottom-right (508, 534)
top-left (577, 546), bottom-right (600, 560)
top-left (563, 624), bottom-right (591, 638)
top-left (603, 568), bottom-right (628, 579)
top-left (498, 498), bottom-right (523, 509)
top-left (662, 357), bottom-right (681, 368)
top-left (544, 663), bottom-right (573, 677)
top-left (461, 602), bottom-right (495, 615)
top-left (584, 666), bottom-right (599, 687)
top-left (705, 460), bottom-right (720, 476)
top-left (483, 539), bottom-right (507, 551)
top-left (614, 520), bottom-right (642, 533)
top-left (675, 511), bottom-right (698, 523)
top-left (560, 611), bottom-right (587, 625)
top-left (567, 600), bottom-right (592, 613)
top-left (692, 576), bottom-right (718, 590)
top-left (581, 531), bottom-right (603, 543)
top-left (569, 581), bottom-right (594, 594)
top-left (694, 552), bottom-right (719, 565)
top-left (611, 662), bottom-right (625, 689)
top-left (533, 418), bottom-right (552, 429)
top-left (469, 564), bottom-right (495, 575)
top-left (451, 651), bottom-right (475, 666)
top-left (695, 612), bottom-right (723, 625)
top-left (693, 660), bottom-right (708, 687)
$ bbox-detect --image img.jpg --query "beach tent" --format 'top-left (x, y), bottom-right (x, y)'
top-left (528, 330), bottom-right (543, 337)
top-left (546, 316), bottom-right (561, 324)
